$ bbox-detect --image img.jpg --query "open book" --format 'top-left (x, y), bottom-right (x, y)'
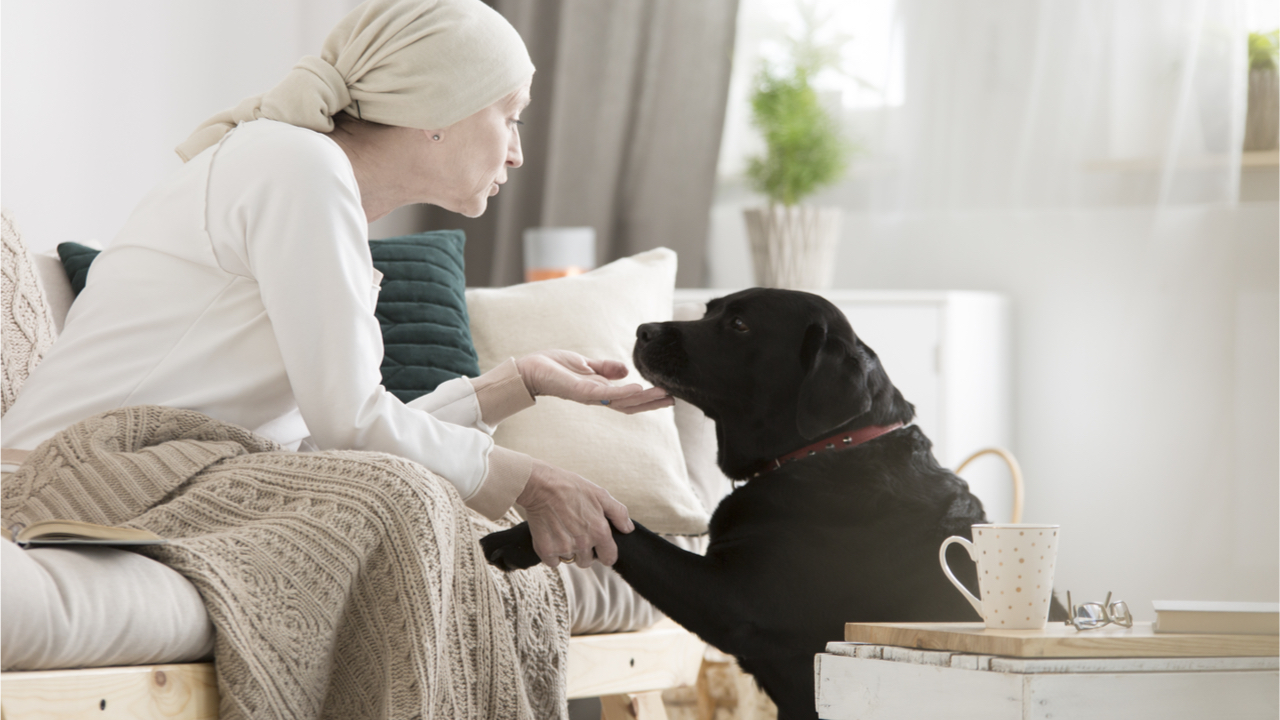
top-left (1152, 600), bottom-right (1279, 635)
top-left (3, 519), bottom-right (166, 548)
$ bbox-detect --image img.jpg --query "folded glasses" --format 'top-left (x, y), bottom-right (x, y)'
top-left (1065, 590), bottom-right (1133, 631)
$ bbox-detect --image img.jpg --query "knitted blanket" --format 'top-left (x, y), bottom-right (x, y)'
top-left (1, 405), bottom-right (569, 720)
top-left (1, 210), bottom-right (57, 416)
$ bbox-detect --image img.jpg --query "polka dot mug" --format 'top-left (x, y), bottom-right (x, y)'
top-left (939, 524), bottom-right (1060, 630)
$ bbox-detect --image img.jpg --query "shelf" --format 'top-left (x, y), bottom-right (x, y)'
top-left (1085, 150), bottom-right (1278, 172)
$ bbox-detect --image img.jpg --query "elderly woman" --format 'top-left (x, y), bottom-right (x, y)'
top-left (4, 0), bottom-right (668, 571)
top-left (2, 0), bottom-right (672, 716)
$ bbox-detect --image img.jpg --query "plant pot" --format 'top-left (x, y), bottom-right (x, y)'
top-left (1244, 68), bottom-right (1279, 152)
top-left (743, 205), bottom-right (842, 290)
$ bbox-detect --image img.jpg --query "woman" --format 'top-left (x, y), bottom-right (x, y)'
top-left (2, 0), bottom-right (667, 572)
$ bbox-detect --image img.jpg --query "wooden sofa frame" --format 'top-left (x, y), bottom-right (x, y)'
top-left (0, 618), bottom-right (704, 720)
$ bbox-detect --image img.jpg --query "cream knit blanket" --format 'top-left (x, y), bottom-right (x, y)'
top-left (1, 210), bottom-right (57, 416)
top-left (1, 405), bottom-right (569, 720)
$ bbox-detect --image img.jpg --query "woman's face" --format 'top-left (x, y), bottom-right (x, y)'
top-left (419, 81), bottom-right (531, 218)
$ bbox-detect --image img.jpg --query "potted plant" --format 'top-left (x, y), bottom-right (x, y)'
top-left (743, 48), bottom-right (851, 289)
top-left (1244, 30), bottom-right (1279, 152)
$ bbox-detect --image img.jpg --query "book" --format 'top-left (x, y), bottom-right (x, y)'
top-left (3, 519), bottom-right (166, 548)
top-left (1152, 600), bottom-right (1280, 635)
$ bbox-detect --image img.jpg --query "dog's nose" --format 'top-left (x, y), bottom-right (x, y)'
top-left (636, 323), bottom-right (663, 343)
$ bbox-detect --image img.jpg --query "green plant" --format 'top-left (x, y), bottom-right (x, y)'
top-left (744, 0), bottom-right (854, 207)
top-left (745, 65), bottom-right (850, 207)
top-left (1248, 30), bottom-right (1278, 72)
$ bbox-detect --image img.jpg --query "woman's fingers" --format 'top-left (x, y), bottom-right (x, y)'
top-left (518, 461), bottom-right (632, 569)
top-left (585, 357), bottom-right (630, 380)
top-left (612, 397), bottom-right (675, 414)
top-left (600, 386), bottom-right (672, 411)
top-left (519, 350), bottom-right (678, 412)
top-left (602, 494), bottom-right (634, 534)
top-left (573, 380), bottom-right (646, 402)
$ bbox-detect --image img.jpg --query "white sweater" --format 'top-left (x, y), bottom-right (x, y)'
top-left (2, 120), bottom-right (533, 519)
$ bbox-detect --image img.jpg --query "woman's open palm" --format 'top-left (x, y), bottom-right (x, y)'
top-left (516, 350), bottom-right (672, 414)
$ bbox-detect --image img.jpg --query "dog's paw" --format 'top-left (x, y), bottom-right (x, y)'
top-left (480, 522), bottom-right (541, 571)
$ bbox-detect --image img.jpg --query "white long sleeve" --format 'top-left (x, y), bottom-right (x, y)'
top-left (1, 120), bottom-right (533, 518)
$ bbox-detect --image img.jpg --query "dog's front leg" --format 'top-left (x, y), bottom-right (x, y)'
top-left (609, 524), bottom-right (787, 660)
top-left (482, 521), bottom-right (773, 658)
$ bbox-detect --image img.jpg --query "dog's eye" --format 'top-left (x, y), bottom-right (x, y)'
top-left (730, 317), bottom-right (749, 333)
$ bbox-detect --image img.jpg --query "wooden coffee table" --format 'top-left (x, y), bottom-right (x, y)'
top-left (814, 622), bottom-right (1279, 720)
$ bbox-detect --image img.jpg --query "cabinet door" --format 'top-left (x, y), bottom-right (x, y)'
top-left (833, 302), bottom-right (943, 456)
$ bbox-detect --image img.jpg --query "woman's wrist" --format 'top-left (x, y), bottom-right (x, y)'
top-left (513, 355), bottom-right (540, 397)
top-left (470, 358), bottom-right (536, 425)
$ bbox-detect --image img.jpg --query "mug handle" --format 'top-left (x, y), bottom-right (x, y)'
top-left (939, 536), bottom-right (984, 619)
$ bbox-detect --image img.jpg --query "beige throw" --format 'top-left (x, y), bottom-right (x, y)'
top-left (1, 405), bottom-right (568, 720)
top-left (1, 210), bottom-right (57, 416)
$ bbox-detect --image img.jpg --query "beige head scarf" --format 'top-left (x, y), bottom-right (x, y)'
top-left (176, 0), bottom-right (534, 162)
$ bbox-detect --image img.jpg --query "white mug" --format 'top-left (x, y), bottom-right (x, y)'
top-left (939, 524), bottom-right (1059, 630)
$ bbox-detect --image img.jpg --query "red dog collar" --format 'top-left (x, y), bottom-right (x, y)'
top-left (749, 423), bottom-right (905, 479)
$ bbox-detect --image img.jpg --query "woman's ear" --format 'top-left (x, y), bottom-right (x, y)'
top-left (795, 322), bottom-right (873, 440)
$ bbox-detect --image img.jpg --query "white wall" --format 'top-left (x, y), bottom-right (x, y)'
top-left (709, 193), bottom-right (1280, 618)
top-left (1, 0), bottom-right (359, 253)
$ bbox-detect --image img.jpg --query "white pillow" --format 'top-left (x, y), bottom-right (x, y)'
top-left (670, 301), bottom-right (734, 516)
top-left (465, 248), bottom-right (709, 535)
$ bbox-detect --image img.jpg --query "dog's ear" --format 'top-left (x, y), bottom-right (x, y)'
top-left (796, 322), bottom-right (873, 440)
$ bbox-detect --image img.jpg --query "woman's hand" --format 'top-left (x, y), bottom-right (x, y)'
top-left (517, 459), bottom-right (634, 568)
top-left (516, 350), bottom-right (672, 414)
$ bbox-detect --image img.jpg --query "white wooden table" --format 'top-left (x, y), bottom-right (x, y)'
top-left (814, 640), bottom-right (1280, 720)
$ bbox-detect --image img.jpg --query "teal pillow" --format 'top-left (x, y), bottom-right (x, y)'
top-left (370, 230), bottom-right (481, 401)
top-left (57, 242), bottom-right (99, 296)
top-left (56, 231), bottom-right (479, 402)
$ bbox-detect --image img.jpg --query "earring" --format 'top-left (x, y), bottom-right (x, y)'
top-left (432, 134), bottom-right (441, 141)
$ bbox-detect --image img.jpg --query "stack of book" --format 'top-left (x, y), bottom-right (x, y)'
top-left (1152, 601), bottom-right (1280, 635)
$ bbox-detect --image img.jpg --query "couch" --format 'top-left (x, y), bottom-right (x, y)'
top-left (0, 217), bottom-right (726, 720)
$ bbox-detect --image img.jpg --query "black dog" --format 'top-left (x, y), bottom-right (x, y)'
top-left (484, 288), bottom-right (1045, 719)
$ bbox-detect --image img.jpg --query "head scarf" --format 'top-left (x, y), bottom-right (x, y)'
top-left (176, 0), bottom-right (534, 162)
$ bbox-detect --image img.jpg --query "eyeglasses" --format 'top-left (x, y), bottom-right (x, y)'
top-left (1065, 590), bottom-right (1133, 631)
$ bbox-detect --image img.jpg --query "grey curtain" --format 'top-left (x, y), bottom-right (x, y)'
top-left (374, 0), bottom-right (738, 288)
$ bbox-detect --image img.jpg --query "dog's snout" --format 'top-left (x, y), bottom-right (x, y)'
top-left (636, 323), bottom-right (663, 343)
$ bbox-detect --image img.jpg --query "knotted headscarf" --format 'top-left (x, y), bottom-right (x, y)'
top-left (176, 0), bottom-right (534, 162)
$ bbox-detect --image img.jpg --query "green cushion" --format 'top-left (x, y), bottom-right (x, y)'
top-left (56, 230), bottom-right (479, 402)
top-left (57, 242), bottom-right (99, 296)
top-left (370, 231), bottom-right (480, 401)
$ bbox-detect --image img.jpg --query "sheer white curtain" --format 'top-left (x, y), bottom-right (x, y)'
top-left (875, 0), bottom-right (1249, 210)
top-left (719, 0), bottom-right (1258, 212)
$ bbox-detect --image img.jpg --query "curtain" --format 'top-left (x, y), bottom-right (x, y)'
top-left (380, 0), bottom-right (740, 287)
top-left (716, 0), bottom-right (1256, 215)
top-left (891, 0), bottom-right (1247, 209)
top-left (857, 0), bottom-right (1250, 211)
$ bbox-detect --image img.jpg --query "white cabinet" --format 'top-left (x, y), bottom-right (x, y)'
top-left (673, 290), bottom-right (1014, 523)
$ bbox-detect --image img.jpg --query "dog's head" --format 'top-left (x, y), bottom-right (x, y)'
top-left (634, 288), bottom-right (914, 478)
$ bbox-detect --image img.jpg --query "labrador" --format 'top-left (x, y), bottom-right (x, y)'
top-left (482, 288), bottom-right (1054, 719)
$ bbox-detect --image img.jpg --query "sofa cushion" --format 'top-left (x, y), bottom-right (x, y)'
top-left (55, 232), bottom-right (481, 401)
top-left (465, 248), bottom-right (710, 536)
top-left (369, 230), bottom-right (481, 401)
top-left (0, 538), bottom-right (214, 671)
top-left (56, 242), bottom-right (99, 297)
